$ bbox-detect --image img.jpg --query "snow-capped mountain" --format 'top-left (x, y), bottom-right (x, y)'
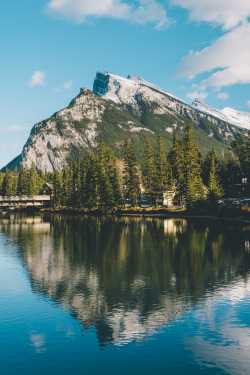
top-left (93, 71), bottom-right (184, 109)
top-left (192, 99), bottom-right (250, 130)
top-left (4, 72), bottom-right (250, 172)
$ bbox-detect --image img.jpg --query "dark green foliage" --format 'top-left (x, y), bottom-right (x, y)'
top-left (230, 132), bottom-right (250, 181)
top-left (52, 170), bottom-right (62, 207)
top-left (122, 138), bottom-right (140, 206)
top-left (0, 172), bottom-right (4, 193)
top-left (169, 125), bottom-right (205, 207)
top-left (207, 157), bottom-right (224, 204)
top-left (2, 168), bottom-right (13, 196)
top-left (28, 163), bottom-right (40, 196)
top-left (168, 133), bottom-right (185, 196)
top-left (17, 166), bottom-right (29, 196)
top-left (143, 139), bottom-right (156, 201)
top-left (155, 135), bottom-right (172, 192)
top-left (202, 148), bottom-right (221, 186)
top-left (1, 129), bottom-right (249, 208)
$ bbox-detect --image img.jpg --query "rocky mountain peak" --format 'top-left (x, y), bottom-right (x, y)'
top-left (4, 71), bottom-right (250, 173)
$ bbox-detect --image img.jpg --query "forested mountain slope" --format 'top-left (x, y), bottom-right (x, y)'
top-left (5, 72), bottom-right (249, 172)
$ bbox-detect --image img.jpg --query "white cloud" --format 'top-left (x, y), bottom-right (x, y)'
top-left (54, 80), bottom-right (73, 92)
top-left (46, 0), bottom-right (170, 29)
top-left (64, 80), bottom-right (72, 89)
top-left (176, 23), bottom-right (250, 89)
top-left (186, 90), bottom-right (208, 101)
top-left (247, 100), bottom-right (250, 109)
top-left (0, 125), bottom-right (31, 133)
top-left (29, 71), bottom-right (45, 87)
top-left (172, 2), bottom-right (250, 93)
top-left (217, 92), bottom-right (229, 100)
top-left (171, 0), bottom-right (250, 30)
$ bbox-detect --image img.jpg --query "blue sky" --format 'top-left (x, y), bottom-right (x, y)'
top-left (1, 0), bottom-right (250, 168)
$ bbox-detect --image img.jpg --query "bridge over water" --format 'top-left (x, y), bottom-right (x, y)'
top-left (0, 195), bottom-right (51, 208)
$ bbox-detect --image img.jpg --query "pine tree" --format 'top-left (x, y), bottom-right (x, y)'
top-left (155, 135), bottom-right (172, 193)
top-left (52, 170), bottom-right (62, 207)
top-left (143, 138), bottom-right (156, 202)
top-left (106, 147), bottom-right (123, 207)
top-left (28, 163), bottom-right (40, 196)
top-left (185, 171), bottom-right (196, 209)
top-left (2, 168), bottom-right (13, 196)
top-left (183, 125), bottom-right (204, 205)
top-left (81, 153), bottom-right (91, 207)
top-left (61, 165), bottom-right (70, 206)
top-left (168, 133), bottom-right (185, 196)
top-left (12, 167), bottom-right (18, 195)
top-left (68, 161), bottom-right (76, 206)
top-left (202, 148), bottom-right (221, 186)
top-left (75, 158), bottom-right (83, 207)
top-left (17, 166), bottom-right (29, 196)
top-left (122, 138), bottom-right (140, 206)
top-left (0, 172), bottom-right (4, 194)
top-left (85, 151), bottom-right (99, 208)
top-left (230, 133), bottom-right (248, 182)
top-left (207, 156), bottom-right (224, 204)
top-left (96, 140), bottom-right (113, 208)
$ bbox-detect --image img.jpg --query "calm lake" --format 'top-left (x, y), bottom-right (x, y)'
top-left (0, 213), bottom-right (250, 374)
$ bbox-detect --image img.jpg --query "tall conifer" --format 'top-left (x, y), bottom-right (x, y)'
top-left (143, 138), bottom-right (156, 202)
top-left (155, 135), bottom-right (172, 192)
top-left (122, 138), bottom-right (140, 206)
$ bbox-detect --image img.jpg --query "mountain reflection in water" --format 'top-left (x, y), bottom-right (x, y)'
top-left (1, 213), bottom-right (250, 348)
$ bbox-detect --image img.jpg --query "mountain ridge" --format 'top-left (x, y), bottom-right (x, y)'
top-left (4, 72), bottom-right (250, 172)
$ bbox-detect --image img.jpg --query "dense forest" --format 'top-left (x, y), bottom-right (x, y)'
top-left (0, 124), bottom-right (250, 209)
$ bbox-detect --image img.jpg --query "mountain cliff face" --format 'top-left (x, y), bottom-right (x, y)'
top-left (5, 72), bottom-right (250, 172)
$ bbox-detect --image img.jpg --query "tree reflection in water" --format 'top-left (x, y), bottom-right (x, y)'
top-left (0, 213), bottom-right (250, 347)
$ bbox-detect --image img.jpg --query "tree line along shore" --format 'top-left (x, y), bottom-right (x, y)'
top-left (0, 124), bottom-right (250, 212)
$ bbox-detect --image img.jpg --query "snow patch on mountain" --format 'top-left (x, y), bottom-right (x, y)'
top-left (93, 72), bottom-right (184, 113)
top-left (192, 99), bottom-right (250, 130)
top-left (127, 73), bottom-right (184, 102)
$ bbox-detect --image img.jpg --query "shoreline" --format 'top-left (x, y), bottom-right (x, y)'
top-left (1, 205), bottom-right (250, 224)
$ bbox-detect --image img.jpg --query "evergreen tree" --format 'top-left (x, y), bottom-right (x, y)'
top-left (61, 165), bottom-right (70, 206)
top-left (202, 148), bottom-right (221, 186)
top-left (168, 133), bottom-right (185, 196)
top-left (183, 125), bottom-right (204, 204)
top-left (75, 158), bottom-right (83, 207)
top-left (28, 163), bottom-right (40, 196)
top-left (185, 171), bottom-right (196, 209)
top-left (0, 172), bottom-right (4, 194)
top-left (2, 168), bottom-right (13, 196)
top-left (85, 151), bottom-right (99, 208)
top-left (81, 153), bottom-right (91, 207)
top-left (207, 156), bottom-right (224, 204)
top-left (122, 138), bottom-right (140, 206)
top-left (105, 147), bottom-right (123, 207)
top-left (143, 138), bottom-right (156, 202)
top-left (154, 135), bottom-right (172, 193)
top-left (12, 167), bottom-right (18, 195)
top-left (109, 159), bottom-right (123, 207)
top-left (17, 166), bottom-right (29, 196)
top-left (96, 140), bottom-right (113, 208)
top-left (68, 161), bottom-right (76, 206)
top-left (231, 133), bottom-right (248, 176)
top-left (52, 170), bottom-right (62, 207)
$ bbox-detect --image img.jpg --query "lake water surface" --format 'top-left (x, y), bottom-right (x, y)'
top-left (0, 213), bottom-right (250, 374)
